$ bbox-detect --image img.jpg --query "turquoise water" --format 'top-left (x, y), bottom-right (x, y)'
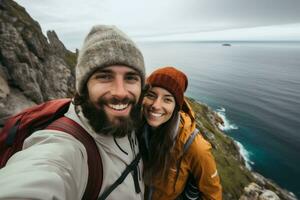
top-left (139, 42), bottom-right (300, 197)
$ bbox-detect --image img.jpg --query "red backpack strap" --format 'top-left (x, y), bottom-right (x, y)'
top-left (46, 116), bottom-right (103, 200)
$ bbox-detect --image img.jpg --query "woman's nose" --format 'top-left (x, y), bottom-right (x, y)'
top-left (151, 98), bottom-right (162, 110)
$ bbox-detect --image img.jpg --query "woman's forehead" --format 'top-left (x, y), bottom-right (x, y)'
top-left (150, 87), bottom-right (174, 98)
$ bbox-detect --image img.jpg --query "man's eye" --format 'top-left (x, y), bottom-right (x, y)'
top-left (125, 75), bottom-right (140, 83)
top-left (95, 74), bottom-right (112, 80)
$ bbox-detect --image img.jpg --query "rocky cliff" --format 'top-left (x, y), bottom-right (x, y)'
top-left (0, 0), bottom-right (76, 124)
top-left (0, 0), bottom-right (298, 199)
top-left (187, 98), bottom-right (297, 200)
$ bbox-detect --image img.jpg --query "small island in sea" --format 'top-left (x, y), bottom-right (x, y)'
top-left (222, 43), bottom-right (232, 46)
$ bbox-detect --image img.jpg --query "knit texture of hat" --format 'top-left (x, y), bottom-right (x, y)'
top-left (147, 67), bottom-right (188, 108)
top-left (76, 25), bottom-right (145, 95)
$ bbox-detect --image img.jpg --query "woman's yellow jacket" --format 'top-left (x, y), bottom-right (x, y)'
top-left (151, 99), bottom-right (222, 200)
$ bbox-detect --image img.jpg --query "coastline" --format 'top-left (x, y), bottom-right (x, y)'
top-left (216, 107), bottom-right (254, 170)
top-left (186, 97), bottom-right (298, 200)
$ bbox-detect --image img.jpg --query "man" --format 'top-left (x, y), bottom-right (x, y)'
top-left (0, 25), bottom-right (145, 200)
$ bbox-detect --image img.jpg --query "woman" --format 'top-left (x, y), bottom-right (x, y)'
top-left (140, 67), bottom-right (222, 200)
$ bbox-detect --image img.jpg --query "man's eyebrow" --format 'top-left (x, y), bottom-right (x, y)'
top-left (95, 69), bottom-right (112, 73)
top-left (126, 71), bottom-right (140, 76)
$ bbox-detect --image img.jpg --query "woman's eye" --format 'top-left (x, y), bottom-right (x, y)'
top-left (145, 93), bottom-right (156, 99)
top-left (164, 98), bottom-right (174, 103)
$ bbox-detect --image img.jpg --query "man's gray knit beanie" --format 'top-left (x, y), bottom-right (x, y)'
top-left (76, 25), bottom-right (145, 95)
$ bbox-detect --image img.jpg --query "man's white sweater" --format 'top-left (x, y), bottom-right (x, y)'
top-left (0, 103), bottom-right (144, 200)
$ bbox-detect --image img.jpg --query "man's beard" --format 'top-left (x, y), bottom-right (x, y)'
top-left (80, 97), bottom-right (142, 138)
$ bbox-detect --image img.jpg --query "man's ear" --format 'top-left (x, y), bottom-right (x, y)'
top-left (73, 85), bottom-right (88, 106)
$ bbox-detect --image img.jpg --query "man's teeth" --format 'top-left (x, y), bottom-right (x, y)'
top-left (108, 104), bottom-right (129, 110)
top-left (150, 111), bottom-right (163, 117)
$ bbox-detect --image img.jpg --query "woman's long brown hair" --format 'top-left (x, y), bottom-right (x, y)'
top-left (141, 105), bottom-right (180, 185)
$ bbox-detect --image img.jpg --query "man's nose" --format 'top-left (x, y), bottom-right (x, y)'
top-left (111, 77), bottom-right (128, 99)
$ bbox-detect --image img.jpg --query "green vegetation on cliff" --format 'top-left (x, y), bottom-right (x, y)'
top-left (187, 98), bottom-right (254, 199)
top-left (187, 98), bottom-right (297, 200)
top-left (64, 51), bottom-right (77, 69)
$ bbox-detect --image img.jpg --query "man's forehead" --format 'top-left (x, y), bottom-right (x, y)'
top-left (94, 65), bottom-right (139, 74)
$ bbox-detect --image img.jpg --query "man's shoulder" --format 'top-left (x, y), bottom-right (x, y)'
top-left (23, 129), bottom-right (87, 158)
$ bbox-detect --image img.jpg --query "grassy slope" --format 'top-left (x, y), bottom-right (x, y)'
top-left (187, 98), bottom-right (255, 199)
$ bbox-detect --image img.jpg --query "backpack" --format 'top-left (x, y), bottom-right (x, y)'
top-left (0, 98), bottom-right (141, 200)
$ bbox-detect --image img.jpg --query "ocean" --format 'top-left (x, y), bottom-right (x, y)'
top-left (138, 41), bottom-right (300, 197)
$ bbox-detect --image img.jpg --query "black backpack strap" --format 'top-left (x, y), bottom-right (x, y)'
top-left (98, 153), bottom-right (142, 200)
top-left (183, 128), bottom-right (199, 154)
top-left (174, 128), bottom-right (199, 191)
top-left (5, 119), bottom-right (21, 146)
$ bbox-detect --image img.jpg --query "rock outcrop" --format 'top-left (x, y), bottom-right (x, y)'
top-left (0, 0), bottom-right (76, 122)
top-left (239, 183), bottom-right (280, 200)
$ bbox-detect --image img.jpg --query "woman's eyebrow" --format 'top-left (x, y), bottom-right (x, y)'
top-left (147, 91), bottom-right (155, 94)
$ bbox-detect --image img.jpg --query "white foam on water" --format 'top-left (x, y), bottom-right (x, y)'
top-left (216, 107), bottom-right (239, 131)
top-left (235, 141), bottom-right (255, 170)
top-left (215, 107), bottom-right (253, 169)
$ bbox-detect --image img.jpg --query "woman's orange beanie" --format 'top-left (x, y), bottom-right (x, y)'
top-left (147, 66), bottom-right (188, 108)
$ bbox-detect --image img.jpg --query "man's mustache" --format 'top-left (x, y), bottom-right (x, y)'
top-left (98, 97), bottom-right (136, 106)
top-left (80, 95), bottom-right (142, 137)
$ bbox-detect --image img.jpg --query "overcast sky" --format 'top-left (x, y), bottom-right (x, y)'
top-left (15, 0), bottom-right (300, 50)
